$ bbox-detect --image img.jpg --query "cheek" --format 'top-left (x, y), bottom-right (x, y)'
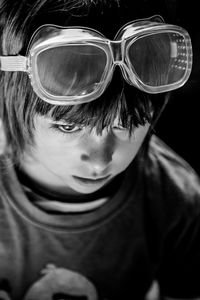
top-left (32, 132), bottom-right (79, 165)
top-left (113, 124), bottom-right (150, 167)
top-left (113, 142), bottom-right (137, 169)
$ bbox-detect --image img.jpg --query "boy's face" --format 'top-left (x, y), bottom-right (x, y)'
top-left (21, 115), bottom-right (150, 195)
top-left (20, 2), bottom-right (154, 196)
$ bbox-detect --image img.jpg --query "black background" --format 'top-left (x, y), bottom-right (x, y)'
top-left (154, 0), bottom-right (200, 175)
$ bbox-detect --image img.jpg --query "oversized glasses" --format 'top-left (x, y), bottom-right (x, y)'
top-left (0, 16), bottom-right (193, 105)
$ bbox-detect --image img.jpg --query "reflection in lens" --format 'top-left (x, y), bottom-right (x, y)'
top-left (37, 45), bottom-right (107, 97)
top-left (128, 32), bottom-right (187, 87)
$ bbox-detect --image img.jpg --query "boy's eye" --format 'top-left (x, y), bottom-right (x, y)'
top-left (112, 124), bottom-right (133, 140)
top-left (54, 123), bottom-right (82, 133)
top-left (113, 124), bottom-right (127, 131)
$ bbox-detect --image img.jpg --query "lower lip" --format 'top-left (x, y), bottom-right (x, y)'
top-left (73, 175), bottom-right (110, 186)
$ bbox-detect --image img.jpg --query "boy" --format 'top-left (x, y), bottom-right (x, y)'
top-left (0, 0), bottom-right (200, 299)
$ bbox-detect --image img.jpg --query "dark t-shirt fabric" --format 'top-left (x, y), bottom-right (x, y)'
top-left (0, 135), bottom-right (200, 300)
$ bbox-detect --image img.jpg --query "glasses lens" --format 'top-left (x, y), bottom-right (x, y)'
top-left (128, 31), bottom-right (189, 87)
top-left (36, 45), bottom-right (107, 97)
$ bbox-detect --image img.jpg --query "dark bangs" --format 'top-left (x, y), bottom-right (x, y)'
top-left (33, 81), bottom-right (155, 135)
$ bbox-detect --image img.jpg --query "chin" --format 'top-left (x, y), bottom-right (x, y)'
top-left (72, 183), bottom-right (105, 195)
top-left (71, 179), bottom-right (108, 194)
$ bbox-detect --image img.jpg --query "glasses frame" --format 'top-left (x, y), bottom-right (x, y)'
top-left (0, 15), bottom-right (193, 105)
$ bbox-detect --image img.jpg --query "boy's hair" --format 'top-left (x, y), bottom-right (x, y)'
top-left (0, 0), bottom-right (169, 162)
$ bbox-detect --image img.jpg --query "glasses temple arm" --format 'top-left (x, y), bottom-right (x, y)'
top-left (0, 55), bottom-right (27, 72)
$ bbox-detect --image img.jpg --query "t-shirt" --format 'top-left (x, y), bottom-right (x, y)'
top-left (0, 135), bottom-right (200, 300)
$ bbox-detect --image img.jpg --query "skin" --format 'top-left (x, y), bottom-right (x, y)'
top-left (20, 115), bottom-right (150, 196)
top-left (19, 2), bottom-right (154, 198)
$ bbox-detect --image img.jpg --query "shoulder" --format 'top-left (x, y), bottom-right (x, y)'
top-left (144, 135), bottom-right (200, 212)
top-left (148, 135), bottom-right (199, 190)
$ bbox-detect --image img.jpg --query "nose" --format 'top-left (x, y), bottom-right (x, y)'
top-left (81, 131), bottom-right (115, 175)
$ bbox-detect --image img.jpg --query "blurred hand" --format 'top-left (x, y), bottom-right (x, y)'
top-left (144, 281), bottom-right (200, 300)
top-left (145, 281), bottom-right (160, 300)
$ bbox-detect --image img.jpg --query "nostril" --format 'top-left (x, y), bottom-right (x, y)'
top-left (81, 150), bottom-right (113, 164)
top-left (81, 154), bottom-right (89, 161)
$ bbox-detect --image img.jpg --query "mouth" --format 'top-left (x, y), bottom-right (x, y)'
top-left (73, 175), bottom-right (110, 185)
